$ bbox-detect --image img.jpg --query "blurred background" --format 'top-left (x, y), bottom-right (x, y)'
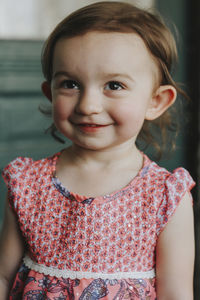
top-left (0, 0), bottom-right (199, 297)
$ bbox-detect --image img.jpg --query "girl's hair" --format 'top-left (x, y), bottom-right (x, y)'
top-left (41, 1), bottom-right (187, 158)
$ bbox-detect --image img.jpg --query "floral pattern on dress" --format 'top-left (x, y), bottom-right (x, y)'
top-left (2, 151), bottom-right (195, 299)
top-left (10, 264), bottom-right (156, 300)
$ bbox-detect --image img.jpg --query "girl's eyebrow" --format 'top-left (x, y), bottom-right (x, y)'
top-left (52, 71), bottom-right (135, 82)
top-left (52, 71), bottom-right (72, 79)
top-left (102, 73), bottom-right (135, 82)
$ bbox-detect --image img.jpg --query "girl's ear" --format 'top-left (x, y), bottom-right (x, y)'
top-left (145, 85), bottom-right (177, 120)
top-left (41, 81), bottom-right (52, 102)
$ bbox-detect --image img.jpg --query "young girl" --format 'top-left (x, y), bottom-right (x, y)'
top-left (0, 2), bottom-right (195, 299)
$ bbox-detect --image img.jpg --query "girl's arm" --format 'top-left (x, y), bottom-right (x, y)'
top-left (0, 197), bottom-right (25, 299)
top-left (156, 192), bottom-right (195, 300)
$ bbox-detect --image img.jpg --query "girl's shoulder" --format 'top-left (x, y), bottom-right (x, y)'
top-left (143, 155), bottom-right (195, 236)
top-left (2, 152), bottom-right (60, 212)
top-left (144, 154), bottom-right (195, 190)
top-left (2, 152), bottom-right (59, 185)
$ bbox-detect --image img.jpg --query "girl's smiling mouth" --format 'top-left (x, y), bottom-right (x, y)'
top-left (76, 123), bottom-right (110, 133)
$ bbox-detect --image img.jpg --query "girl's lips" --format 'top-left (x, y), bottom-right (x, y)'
top-left (79, 123), bottom-right (106, 127)
top-left (76, 123), bottom-right (109, 133)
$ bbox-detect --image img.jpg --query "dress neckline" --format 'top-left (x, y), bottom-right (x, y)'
top-left (50, 150), bottom-right (151, 204)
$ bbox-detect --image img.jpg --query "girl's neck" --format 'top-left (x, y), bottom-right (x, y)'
top-left (56, 142), bottom-right (144, 197)
top-left (62, 142), bottom-right (142, 171)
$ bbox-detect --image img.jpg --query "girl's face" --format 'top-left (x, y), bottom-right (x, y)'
top-left (46, 31), bottom-right (161, 151)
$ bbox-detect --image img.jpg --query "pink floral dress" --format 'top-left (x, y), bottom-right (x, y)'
top-left (2, 151), bottom-right (195, 300)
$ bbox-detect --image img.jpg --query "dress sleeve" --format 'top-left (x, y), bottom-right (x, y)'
top-left (156, 167), bottom-right (195, 236)
top-left (2, 157), bottom-right (33, 210)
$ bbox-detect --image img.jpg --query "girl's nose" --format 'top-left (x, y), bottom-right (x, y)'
top-left (75, 90), bottom-right (103, 115)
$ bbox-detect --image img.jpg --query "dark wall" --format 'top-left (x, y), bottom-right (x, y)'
top-left (186, 1), bottom-right (200, 298)
top-left (156, 0), bottom-right (199, 298)
top-left (156, 0), bottom-right (190, 170)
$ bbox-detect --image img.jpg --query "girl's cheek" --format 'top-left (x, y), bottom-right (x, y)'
top-left (53, 110), bottom-right (65, 121)
top-left (53, 98), bottom-right (73, 117)
top-left (53, 105), bottom-right (69, 121)
top-left (108, 103), bottom-right (135, 120)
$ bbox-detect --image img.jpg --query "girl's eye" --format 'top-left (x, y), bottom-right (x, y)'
top-left (61, 80), bottom-right (80, 90)
top-left (105, 81), bottom-right (124, 91)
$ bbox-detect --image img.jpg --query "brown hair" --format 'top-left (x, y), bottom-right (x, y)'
top-left (41, 1), bottom-right (187, 158)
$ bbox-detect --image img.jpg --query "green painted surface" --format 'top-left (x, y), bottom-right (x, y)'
top-left (0, 40), bottom-right (69, 224)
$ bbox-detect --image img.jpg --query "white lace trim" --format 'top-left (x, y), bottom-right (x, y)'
top-left (23, 256), bottom-right (155, 280)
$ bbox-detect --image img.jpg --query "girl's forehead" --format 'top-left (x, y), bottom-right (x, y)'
top-left (54, 31), bottom-right (155, 63)
top-left (53, 31), bottom-right (159, 81)
top-left (56, 31), bottom-right (146, 50)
